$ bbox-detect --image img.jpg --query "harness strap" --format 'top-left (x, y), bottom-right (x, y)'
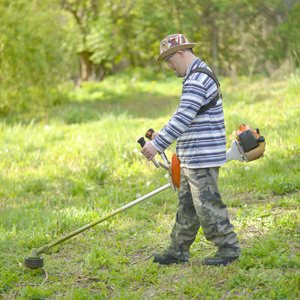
top-left (188, 67), bottom-right (222, 115)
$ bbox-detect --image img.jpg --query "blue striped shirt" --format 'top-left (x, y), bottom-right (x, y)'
top-left (152, 57), bottom-right (226, 168)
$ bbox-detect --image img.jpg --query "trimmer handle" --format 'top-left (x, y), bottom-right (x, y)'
top-left (137, 137), bottom-right (159, 168)
top-left (144, 129), bottom-right (170, 166)
top-left (145, 128), bottom-right (155, 140)
top-left (137, 137), bottom-right (146, 148)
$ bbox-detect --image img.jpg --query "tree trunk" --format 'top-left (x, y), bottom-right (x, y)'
top-left (210, 21), bottom-right (219, 75)
top-left (79, 50), bottom-right (93, 81)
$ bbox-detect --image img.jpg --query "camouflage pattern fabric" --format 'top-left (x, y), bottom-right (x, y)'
top-left (167, 167), bottom-right (241, 260)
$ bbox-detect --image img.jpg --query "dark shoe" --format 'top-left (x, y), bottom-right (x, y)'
top-left (151, 252), bottom-right (189, 265)
top-left (203, 255), bottom-right (239, 266)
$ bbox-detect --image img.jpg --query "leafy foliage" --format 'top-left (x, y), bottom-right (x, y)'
top-left (1, 0), bottom-right (299, 113)
top-left (0, 0), bottom-right (77, 113)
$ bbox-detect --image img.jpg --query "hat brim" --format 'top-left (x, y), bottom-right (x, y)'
top-left (157, 43), bottom-right (196, 61)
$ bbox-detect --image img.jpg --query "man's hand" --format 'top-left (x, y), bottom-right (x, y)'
top-left (141, 140), bottom-right (158, 161)
top-left (151, 132), bottom-right (159, 140)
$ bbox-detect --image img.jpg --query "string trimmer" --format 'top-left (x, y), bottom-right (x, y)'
top-left (24, 124), bottom-right (265, 269)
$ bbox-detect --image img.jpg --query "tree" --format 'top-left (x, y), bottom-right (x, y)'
top-left (0, 0), bottom-right (77, 112)
top-left (61, 0), bottom-right (136, 82)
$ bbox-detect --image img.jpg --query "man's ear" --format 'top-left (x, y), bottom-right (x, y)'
top-left (176, 50), bottom-right (185, 59)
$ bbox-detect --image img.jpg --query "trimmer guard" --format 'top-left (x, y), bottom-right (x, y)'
top-left (170, 154), bottom-right (181, 189)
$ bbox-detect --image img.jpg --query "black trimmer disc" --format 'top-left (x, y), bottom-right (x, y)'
top-left (24, 256), bottom-right (44, 269)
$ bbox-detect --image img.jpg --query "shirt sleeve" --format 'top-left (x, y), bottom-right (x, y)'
top-left (151, 79), bottom-right (208, 152)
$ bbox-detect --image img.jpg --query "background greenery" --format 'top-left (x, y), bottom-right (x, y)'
top-left (0, 0), bottom-right (299, 299)
top-left (0, 0), bottom-right (299, 113)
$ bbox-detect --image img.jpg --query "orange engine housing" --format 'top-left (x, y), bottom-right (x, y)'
top-left (236, 124), bottom-right (260, 140)
top-left (236, 124), bottom-right (265, 161)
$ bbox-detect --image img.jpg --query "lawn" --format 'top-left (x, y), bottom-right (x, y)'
top-left (0, 69), bottom-right (299, 299)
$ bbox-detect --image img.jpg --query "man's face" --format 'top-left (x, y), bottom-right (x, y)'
top-left (165, 51), bottom-right (186, 78)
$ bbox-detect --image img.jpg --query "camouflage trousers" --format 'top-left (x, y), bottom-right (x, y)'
top-left (168, 167), bottom-right (241, 260)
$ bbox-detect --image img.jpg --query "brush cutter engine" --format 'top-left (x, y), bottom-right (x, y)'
top-left (226, 124), bottom-right (266, 163)
top-left (141, 124), bottom-right (266, 190)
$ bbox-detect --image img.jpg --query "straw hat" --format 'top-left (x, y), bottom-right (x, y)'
top-left (157, 34), bottom-right (196, 61)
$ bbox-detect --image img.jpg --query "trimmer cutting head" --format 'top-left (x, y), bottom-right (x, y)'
top-left (23, 248), bottom-right (47, 269)
top-left (24, 256), bottom-right (44, 269)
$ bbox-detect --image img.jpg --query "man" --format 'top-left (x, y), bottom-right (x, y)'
top-left (141, 34), bottom-right (241, 266)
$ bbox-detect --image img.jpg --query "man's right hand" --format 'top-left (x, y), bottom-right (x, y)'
top-left (141, 140), bottom-right (158, 161)
top-left (151, 132), bottom-right (159, 140)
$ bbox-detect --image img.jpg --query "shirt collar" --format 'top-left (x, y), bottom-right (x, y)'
top-left (182, 57), bottom-right (201, 84)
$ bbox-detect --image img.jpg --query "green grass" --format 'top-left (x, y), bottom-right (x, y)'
top-left (0, 69), bottom-right (299, 299)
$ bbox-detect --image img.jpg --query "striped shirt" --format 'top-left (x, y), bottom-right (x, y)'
top-left (152, 57), bottom-right (226, 168)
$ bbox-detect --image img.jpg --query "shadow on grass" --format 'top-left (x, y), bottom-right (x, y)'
top-left (54, 94), bottom-right (179, 124)
top-left (1, 92), bottom-right (179, 125)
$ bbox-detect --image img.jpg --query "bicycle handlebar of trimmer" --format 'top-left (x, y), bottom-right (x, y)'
top-left (137, 137), bottom-right (160, 168)
top-left (145, 128), bottom-right (155, 140)
top-left (144, 129), bottom-right (171, 166)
